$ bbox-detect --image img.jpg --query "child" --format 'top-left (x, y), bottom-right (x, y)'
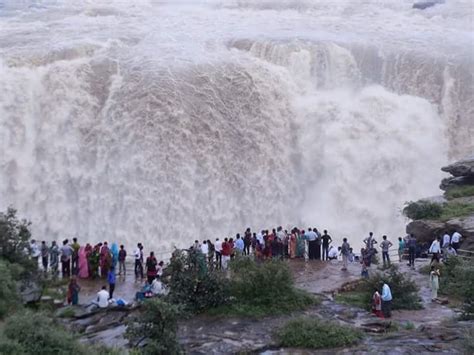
top-left (372, 288), bottom-right (383, 318)
top-left (67, 276), bottom-right (81, 305)
top-left (107, 267), bottom-right (116, 300)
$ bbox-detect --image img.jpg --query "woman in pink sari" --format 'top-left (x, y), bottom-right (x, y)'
top-left (78, 246), bottom-right (89, 278)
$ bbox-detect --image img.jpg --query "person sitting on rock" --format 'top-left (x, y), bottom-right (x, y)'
top-left (95, 286), bottom-right (110, 308)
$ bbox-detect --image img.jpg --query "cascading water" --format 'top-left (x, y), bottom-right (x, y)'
top-left (0, 0), bottom-right (472, 250)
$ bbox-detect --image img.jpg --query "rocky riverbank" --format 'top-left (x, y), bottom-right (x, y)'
top-left (406, 157), bottom-right (474, 251)
top-left (59, 259), bottom-right (470, 354)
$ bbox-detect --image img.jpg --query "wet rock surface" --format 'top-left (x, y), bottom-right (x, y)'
top-left (442, 157), bottom-right (474, 178)
top-left (63, 259), bottom-right (470, 354)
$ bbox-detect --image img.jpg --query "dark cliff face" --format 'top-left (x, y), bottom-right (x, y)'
top-left (406, 157), bottom-right (474, 251)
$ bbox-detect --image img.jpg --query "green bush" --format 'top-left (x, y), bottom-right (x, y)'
top-left (164, 249), bottom-right (229, 313)
top-left (126, 299), bottom-right (181, 354)
top-left (403, 201), bottom-right (443, 220)
top-left (445, 185), bottom-right (474, 200)
top-left (437, 257), bottom-right (474, 319)
top-left (0, 260), bottom-right (22, 318)
top-left (336, 266), bottom-right (421, 311)
top-left (0, 208), bottom-right (34, 268)
top-left (362, 265), bottom-right (422, 310)
top-left (276, 317), bottom-right (363, 349)
top-left (439, 202), bottom-right (474, 220)
top-left (224, 258), bottom-right (315, 317)
top-left (0, 310), bottom-right (120, 354)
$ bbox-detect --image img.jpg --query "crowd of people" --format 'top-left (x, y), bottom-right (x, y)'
top-left (27, 226), bottom-right (463, 310)
top-left (187, 227), bottom-right (349, 270)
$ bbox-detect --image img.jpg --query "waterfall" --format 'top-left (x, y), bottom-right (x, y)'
top-left (0, 0), bottom-right (471, 249)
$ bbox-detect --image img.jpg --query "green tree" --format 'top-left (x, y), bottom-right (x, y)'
top-left (0, 207), bottom-right (33, 267)
top-left (126, 299), bottom-right (182, 354)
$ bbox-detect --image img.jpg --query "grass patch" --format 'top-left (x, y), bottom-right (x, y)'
top-left (403, 321), bottom-right (415, 330)
top-left (334, 291), bottom-right (368, 310)
top-left (439, 202), bottom-right (474, 220)
top-left (276, 317), bottom-right (363, 349)
top-left (445, 185), bottom-right (474, 200)
top-left (209, 289), bottom-right (317, 318)
top-left (403, 200), bottom-right (474, 221)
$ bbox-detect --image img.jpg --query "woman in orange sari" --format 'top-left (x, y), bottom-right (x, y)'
top-left (290, 232), bottom-right (297, 258)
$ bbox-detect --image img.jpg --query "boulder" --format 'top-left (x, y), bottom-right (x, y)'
top-left (406, 220), bottom-right (446, 244)
top-left (413, 0), bottom-right (445, 10)
top-left (406, 217), bottom-right (474, 251)
top-left (17, 279), bottom-right (42, 304)
top-left (440, 176), bottom-right (474, 191)
top-left (441, 157), bottom-right (474, 177)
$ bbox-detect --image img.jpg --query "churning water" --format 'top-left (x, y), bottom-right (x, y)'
top-left (0, 0), bottom-right (473, 250)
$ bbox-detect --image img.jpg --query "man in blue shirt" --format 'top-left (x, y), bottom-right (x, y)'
top-left (381, 281), bottom-right (393, 318)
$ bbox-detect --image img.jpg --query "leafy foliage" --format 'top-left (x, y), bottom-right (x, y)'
top-left (276, 317), bottom-right (363, 349)
top-left (164, 249), bottom-right (229, 313)
top-left (403, 200), bottom-right (474, 221)
top-left (126, 299), bottom-right (182, 354)
top-left (0, 207), bottom-right (35, 270)
top-left (0, 260), bottom-right (22, 318)
top-left (0, 310), bottom-right (113, 355)
top-left (403, 201), bottom-right (443, 220)
top-left (336, 266), bottom-right (421, 311)
top-left (444, 185), bottom-right (474, 200)
top-left (221, 258), bottom-right (315, 316)
top-left (434, 256), bottom-right (474, 319)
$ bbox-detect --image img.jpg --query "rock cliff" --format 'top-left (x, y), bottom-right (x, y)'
top-left (406, 157), bottom-right (474, 251)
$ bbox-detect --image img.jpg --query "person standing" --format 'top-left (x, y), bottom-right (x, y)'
top-left (71, 238), bottom-right (80, 275)
top-left (451, 231), bottom-right (462, 251)
top-left (30, 239), bottom-right (40, 267)
top-left (60, 240), bottom-right (73, 278)
top-left (321, 230), bottom-right (332, 261)
top-left (67, 276), bottom-right (81, 305)
top-left (40, 241), bottom-right (49, 273)
top-left (430, 266), bottom-right (440, 301)
top-left (244, 228), bottom-right (252, 256)
top-left (201, 240), bottom-right (209, 257)
top-left (398, 237), bottom-right (405, 263)
top-left (305, 228), bottom-right (317, 260)
top-left (314, 228), bottom-right (322, 260)
top-left (429, 237), bottom-right (441, 265)
top-left (78, 246), bottom-right (89, 279)
top-left (372, 288), bottom-right (384, 318)
top-left (407, 234), bottom-right (417, 268)
top-left (134, 243), bottom-right (144, 279)
top-left (214, 238), bottom-right (222, 269)
top-left (381, 281), bottom-right (392, 318)
top-left (341, 238), bottom-right (350, 271)
top-left (108, 267), bottom-right (116, 299)
top-left (221, 238), bottom-right (231, 269)
top-left (235, 235), bottom-right (244, 256)
top-left (145, 252), bottom-right (158, 284)
top-left (50, 241), bottom-right (60, 277)
top-left (207, 240), bottom-right (215, 268)
top-left (380, 235), bottom-right (393, 268)
top-left (118, 245), bottom-right (127, 276)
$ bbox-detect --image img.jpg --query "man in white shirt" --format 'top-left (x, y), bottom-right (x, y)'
top-left (96, 286), bottom-right (110, 308)
top-left (134, 243), bottom-right (144, 279)
top-left (381, 282), bottom-right (393, 318)
top-left (451, 231), bottom-right (462, 251)
top-left (442, 232), bottom-right (451, 249)
top-left (214, 238), bottom-right (222, 269)
top-left (429, 237), bottom-right (441, 265)
top-left (305, 228), bottom-right (318, 260)
top-left (328, 245), bottom-right (338, 260)
top-left (201, 240), bottom-right (209, 255)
